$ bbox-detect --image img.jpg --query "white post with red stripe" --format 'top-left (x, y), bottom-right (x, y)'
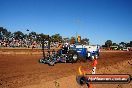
top-left (92, 56), bottom-right (97, 74)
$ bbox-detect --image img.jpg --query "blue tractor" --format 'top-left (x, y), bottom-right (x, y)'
top-left (39, 44), bottom-right (79, 66)
top-left (39, 37), bottom-right (100, 66)
top-left (39, 43), bottom-right (100, 66)
top-left (71, 44), bottom-right (100, 60)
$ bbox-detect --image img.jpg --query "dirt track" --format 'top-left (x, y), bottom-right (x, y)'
top-left (0, 51), bottom-right (132, 88)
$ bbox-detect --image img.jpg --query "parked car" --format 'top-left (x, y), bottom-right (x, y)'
top-left (122, 47), bottom-right (129, 51)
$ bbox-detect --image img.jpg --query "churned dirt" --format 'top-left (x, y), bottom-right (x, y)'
top-left (0, 50), bottom-right (132, 88)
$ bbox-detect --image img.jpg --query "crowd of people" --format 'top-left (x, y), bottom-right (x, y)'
top-left (0, 35), bottom-right (60, 49)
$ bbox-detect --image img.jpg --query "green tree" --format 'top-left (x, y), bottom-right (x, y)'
top-left (29, 32), bottom-right (37, 37)
top-left (119, 42), bottom-right (126, 48)
top-left (62, 37), bottom-right (70, 43)
top-left (126, 43), bottom-right (130, 47)
top-left (70, 37), bottom-right (76, 44)
top-left (6, 31), bottom-right (11, 38)
top-left (51, 34), bottom-right (62, 42)
top-left (0, 27), bottom-right (11, 38)
top-left (105, 40), bottom-right (112, 48)
top-left (0, 27), bottom-right (8, 35)
top-left (102, 45), bottom-right (107, 48)
top-left (130, 41), bottom-right (132, 47)
top-left (81, 38), bottom-right (89, 45)
top-left (112, 43), bottom-right (118, 46)
top-left (13, 31), bottom-right (24, 40)
top-left (39, 33), bottom-right (47, 40)
top-left (28, 31), bottom-right (38, 41)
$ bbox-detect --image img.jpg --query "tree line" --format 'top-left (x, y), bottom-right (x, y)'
top-left (0, 27), bottom-right (89, 45)
top-left (102, 40), bottom-right (132, 50)
top-left (1, 27), bottom-right (131, 48)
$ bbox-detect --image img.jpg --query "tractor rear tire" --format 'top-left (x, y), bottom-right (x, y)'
top-left (68, 50), bottom-right (78, 63)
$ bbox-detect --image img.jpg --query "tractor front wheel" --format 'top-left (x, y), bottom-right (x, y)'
top-left (68, 50), bottom-right (78, 63)
top-left (39, 59), bottom-right (44, 63)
